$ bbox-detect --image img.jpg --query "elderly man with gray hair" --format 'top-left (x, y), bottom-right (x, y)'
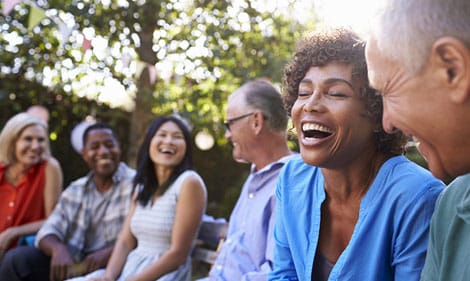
top-left (199, 79), bottom-right (295, 280)
top-left (365, 0), bottom-right (470, 280)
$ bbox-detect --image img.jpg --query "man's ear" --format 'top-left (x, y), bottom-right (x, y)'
top-left (432, 37), bottom-right (470, 104)
top-left (252, 111), bottom-right (264, 135)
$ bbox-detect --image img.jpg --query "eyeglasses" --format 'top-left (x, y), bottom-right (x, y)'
top-left (224, 112), bottom-right (254, 131)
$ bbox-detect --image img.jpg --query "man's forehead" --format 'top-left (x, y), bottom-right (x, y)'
top-left (365, 39), bottom-right (386, 90)
top-left (86, 129), bottom-right (117, 142)
top-left (89, 128), bottom-right (111, 134)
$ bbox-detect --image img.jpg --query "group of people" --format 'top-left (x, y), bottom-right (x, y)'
top-left (0, 0), bottom-right (469, 280)
top-left (0, 78), bottom-right (293, 281)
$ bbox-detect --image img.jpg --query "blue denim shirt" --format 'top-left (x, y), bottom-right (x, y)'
top-left (269, 155), bottom-right (444, 281)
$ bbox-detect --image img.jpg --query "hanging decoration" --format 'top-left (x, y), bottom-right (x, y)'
top-left (27, 4), bottom-right (46, 31)
top-left (2, 0), bottom-right (22, 16)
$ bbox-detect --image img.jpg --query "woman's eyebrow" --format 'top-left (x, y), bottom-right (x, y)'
top-left (300, 77), bottom-right (354, 90)
top-left (299, 78), bottom-right (312, 85)
top-left (324, 78), bottom-right (354, 90)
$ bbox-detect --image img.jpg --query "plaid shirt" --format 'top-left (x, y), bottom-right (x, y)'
top-left (35, 162), bottom-right (135, 262)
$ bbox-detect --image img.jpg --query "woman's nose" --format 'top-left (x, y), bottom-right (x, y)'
top-left (30, 139), bottom-right (41, 149)
top-left (303, 90), bottom-right (323, 112)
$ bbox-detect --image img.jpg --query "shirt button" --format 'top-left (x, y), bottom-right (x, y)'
top-left (216, 265), bottom-right (222, 271)
top-left (9, 201), bottom-right (14, 207)
top-left (248, 193), bottom-right (254, 198)
top-left (7, 216), bottom-right (12, 221)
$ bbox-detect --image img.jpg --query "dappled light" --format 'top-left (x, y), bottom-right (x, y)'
top-left (1, 0), bottom-right (313, 218)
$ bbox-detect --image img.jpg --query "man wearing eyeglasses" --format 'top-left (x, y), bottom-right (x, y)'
top-left (199, 79), bottom-right (294, 281)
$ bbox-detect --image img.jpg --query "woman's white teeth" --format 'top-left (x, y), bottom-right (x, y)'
top-left (160, 148), bottom-right (175, 154)
top-left (302, 123), bottom-right (332, 133)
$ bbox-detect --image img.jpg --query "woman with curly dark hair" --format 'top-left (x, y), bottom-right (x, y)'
top-left (269, 28), bottom-right (444, 281)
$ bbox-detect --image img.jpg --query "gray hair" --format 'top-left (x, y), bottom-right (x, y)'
top-left (0, 112), bottom-right (50, 165)
top-left (236, 79), bottom-right (288, 133)
top-left (370, 0), bottom-right (470, 74)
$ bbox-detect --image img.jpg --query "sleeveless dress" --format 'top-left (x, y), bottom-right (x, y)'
top-left (67, 170), bottom-right (206, 281)
top-left (0, 161), bottom-right (47, 248)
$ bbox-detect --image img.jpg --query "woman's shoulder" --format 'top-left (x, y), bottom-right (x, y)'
top-left (44, 157), bottom-right (62, 173)
top-left (178, 170), bottom-right (204, 183)
top-left (382, 155), bottom-right (442, 186)
top-left (166, 170), bottom-right (206, 194)
top-left (376, 155), bottom-right (444, 199)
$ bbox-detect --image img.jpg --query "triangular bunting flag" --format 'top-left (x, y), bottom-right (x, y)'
top-left (52, 17), bottom-right (73, 46)
top-left (135, 61), bottom-right (147, 79)
top-left (2, 0), bottom-right (22, 16)
top-left (28, 5), bottom-right (46, 31)
top-left (82, 37), bottom-right (92, 53)
top-left (148, 64), bottom-right (157, 84)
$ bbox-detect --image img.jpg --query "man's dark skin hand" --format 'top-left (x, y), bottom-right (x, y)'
top-left (40, 235), bottom-right (74, 281)
top-left (39, 235), bottom-right (113, 281)
top-left (81, 246), bottom-right (113, 275)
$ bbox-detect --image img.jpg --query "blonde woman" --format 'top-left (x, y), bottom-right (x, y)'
top-left (0, 113), bottom-right (63, 260)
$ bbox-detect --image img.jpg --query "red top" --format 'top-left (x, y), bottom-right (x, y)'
top-left (0, 161), bottom-right (47, 248)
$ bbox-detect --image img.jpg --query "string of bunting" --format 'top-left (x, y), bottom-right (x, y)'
top-left (2, 0), bottom-right (157, 82)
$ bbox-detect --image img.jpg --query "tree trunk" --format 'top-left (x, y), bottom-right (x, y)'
top-left (126, 4), bottom-right (159, 166)
top-left (127, 66), bottom-right (155, 167)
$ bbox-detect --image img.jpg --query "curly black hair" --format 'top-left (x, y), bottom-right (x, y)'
top-left (283, 27), bottom-right (406, 155)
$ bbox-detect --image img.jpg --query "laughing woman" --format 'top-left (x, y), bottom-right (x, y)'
top-left (68, 115), bottom-right (207, 281)
top-left (0, 113), bottom-right (62, 261)
top-left (268, 28), bottom-right (444, 281)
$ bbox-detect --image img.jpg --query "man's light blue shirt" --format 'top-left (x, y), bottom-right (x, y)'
top-left (269, 155), bottom-right (444, 281)
top-left (201, 154), bottom-right (295, 281)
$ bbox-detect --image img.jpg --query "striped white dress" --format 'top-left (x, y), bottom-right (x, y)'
top-left (68, 170), bottom-right (206, 281)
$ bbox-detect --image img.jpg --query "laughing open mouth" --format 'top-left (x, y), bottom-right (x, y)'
top-left (302, 123), bottom-right (333, 139)
top-left (159, 148), bottom-right (176, 155)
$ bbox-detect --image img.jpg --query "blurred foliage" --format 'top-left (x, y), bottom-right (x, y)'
top-left (405, 146), bottom-right (428, 169)
top-left (0, 0), bottom-right (313, 218)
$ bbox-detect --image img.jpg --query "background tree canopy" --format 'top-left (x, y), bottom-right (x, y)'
top-left (0, 0), bottom-right (427, 218)
top-left (0, 0), bottom-right (313, 218)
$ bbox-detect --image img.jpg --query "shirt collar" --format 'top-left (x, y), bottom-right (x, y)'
top-left (84, 162), bottom-right (129, 192)
top-left (250, 152), bottom-right (297, 175)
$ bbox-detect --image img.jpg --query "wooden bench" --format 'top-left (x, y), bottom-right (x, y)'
top-left (191, 219), bottom-right (228, 276)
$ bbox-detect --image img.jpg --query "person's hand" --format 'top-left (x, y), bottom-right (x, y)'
top-left (66, 263), bottom-right (87, 279)
top-left (49, 244), bottom-right (74, 281)
top-left (0, 248), bottom-right (5, 263)
top-left (87, 276), bottom-right (114, 281)
top-left (0, 228), bottom-right (16, 251)
top-left (81, 249), bottom-right (110, 274)
top-left (0, 228), bottom-right (17, 263)
top-left (124, 276), bottom-right (141, 281)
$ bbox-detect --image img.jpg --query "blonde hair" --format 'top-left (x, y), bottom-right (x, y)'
top-left (0, 113), bottom-right (51, 165)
